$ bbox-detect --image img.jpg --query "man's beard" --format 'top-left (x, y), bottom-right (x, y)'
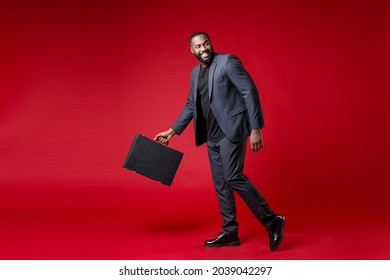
top-left (194, 50), bottom-right (214, 65)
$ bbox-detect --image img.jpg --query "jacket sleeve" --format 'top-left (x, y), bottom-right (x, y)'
top-left (226, 55), bottom-right (264, 129)
top-left (171, 89), bottom-right (194, 135)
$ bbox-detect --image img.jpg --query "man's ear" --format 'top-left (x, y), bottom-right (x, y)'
top-left (190, 47), bottom-right (194, 54)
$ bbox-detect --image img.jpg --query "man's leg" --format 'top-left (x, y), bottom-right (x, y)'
top-left (207, 139), bottom-right (239, 234)
top-left (205, 137), bottom-right (284, 250)
top-left (218, 136), bottom-right (276, 228)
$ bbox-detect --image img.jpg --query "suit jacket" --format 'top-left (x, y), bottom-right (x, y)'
top-left (171, 53), bottom-right (264, 146)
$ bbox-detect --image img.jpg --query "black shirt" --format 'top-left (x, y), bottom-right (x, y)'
top-left (197, 65), bottom-right (225, 142)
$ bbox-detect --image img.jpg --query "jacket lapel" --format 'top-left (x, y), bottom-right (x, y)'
top-left (208, 56), bottom-right (217, 101)
top-left (193, 65), bottom-right (200, 104)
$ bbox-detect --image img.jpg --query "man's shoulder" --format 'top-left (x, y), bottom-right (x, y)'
top-left (214, 53), bottom-right (241, 66)
top-left (190, 64), bottom-right (200, 76)
top-left (214, 53), bottom-right (237, 60)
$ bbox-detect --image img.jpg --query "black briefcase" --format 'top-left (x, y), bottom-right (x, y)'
top-left (123, 134), bottom-right (183, 186)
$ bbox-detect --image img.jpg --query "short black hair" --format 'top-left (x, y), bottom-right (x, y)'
top-left (189, 31), bottom-right (211, 45)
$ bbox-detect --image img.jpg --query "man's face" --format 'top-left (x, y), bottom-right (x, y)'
top-left (190, 34), bottom-right (214, 66)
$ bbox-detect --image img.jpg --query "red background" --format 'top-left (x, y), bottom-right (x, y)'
top-left (1, 0), bottom-right (389, 259)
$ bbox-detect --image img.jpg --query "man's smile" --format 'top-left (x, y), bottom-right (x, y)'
top-left (201, 52), bottom-right (210, 59)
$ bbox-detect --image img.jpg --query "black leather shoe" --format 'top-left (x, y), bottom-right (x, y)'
top-left (204, 232), bottom-right (240, 247)
top-left (267, 215), bottom-right (285, 251)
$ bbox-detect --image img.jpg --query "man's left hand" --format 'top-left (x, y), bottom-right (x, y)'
top-left (250, 128), bottom-right (264, 152)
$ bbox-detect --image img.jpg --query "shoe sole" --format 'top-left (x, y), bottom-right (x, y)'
top-left (271, 216), bottom-right (285, 251)
top-left (204, 240), bottom-right (241, 247)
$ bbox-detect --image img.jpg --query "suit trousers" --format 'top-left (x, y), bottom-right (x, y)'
top-left (207, 136), bottom-right (276, 234)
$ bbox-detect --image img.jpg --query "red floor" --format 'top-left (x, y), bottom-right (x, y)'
top-left (1, 183), bottom-right (389, 260)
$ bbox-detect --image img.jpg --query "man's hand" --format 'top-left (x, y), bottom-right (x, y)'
top-left (250, 128), bottom-right (264, 152)
top-left (154, 128), bottom-right (176, 145)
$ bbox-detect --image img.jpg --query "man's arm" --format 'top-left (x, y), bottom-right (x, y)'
top-left (226, 55), bottom-right (264, 130)
top-left (170, 90), bottom-right (194, 135)
top-left (154, 85), bottom-right (194, 144)
top-left (226, 55), bottom-right (265, 152)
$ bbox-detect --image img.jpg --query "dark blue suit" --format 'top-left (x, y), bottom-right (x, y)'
top-left (172, 53), bottom-right (275, 233)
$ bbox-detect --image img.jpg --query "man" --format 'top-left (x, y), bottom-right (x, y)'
top-left (154, 32), bottom-right (285, 251)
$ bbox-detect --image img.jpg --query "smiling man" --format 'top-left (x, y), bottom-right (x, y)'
top-left (155, 32), bottom-right (285, 251)
top-left (190, 33), bottom-right (214, 65)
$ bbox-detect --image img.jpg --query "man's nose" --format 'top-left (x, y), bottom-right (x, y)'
top-left (201, 45), bottom-right (208, 52)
